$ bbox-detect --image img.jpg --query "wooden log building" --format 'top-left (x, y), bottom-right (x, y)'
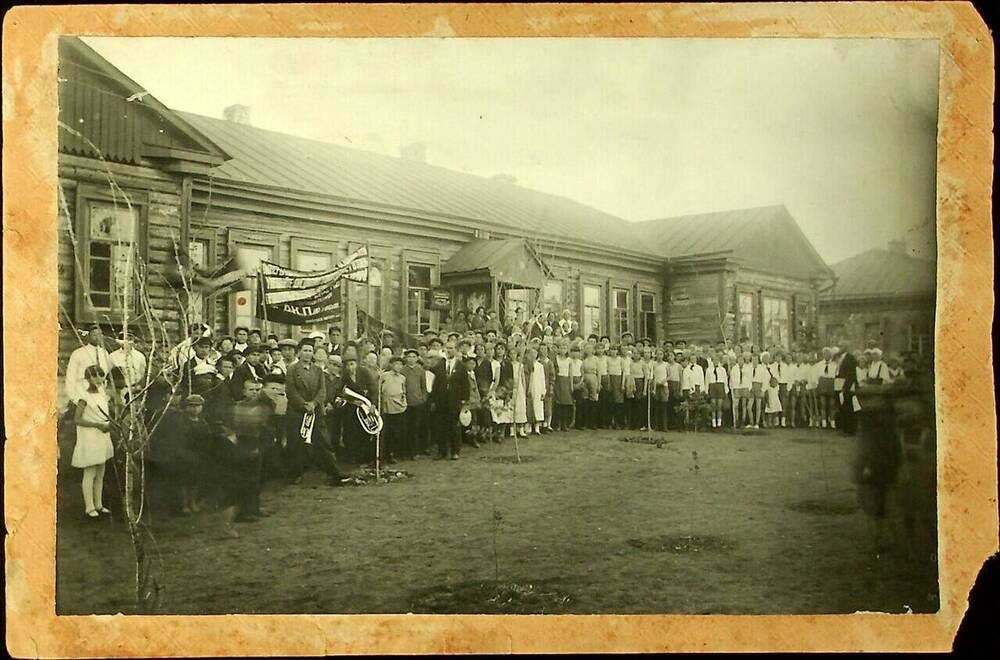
top-left (57, 37), bottom-right (835, 377)
top-left (818, 241), bottom-right (937, 356)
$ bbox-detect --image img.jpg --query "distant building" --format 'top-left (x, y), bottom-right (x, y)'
top-left (632, 206), bottom-right (834, 348)
top-left (818, 241), bottom-right (936, 356)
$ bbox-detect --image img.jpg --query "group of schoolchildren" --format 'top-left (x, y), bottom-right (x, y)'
top-left (62, 308), bottom-right (916, 538)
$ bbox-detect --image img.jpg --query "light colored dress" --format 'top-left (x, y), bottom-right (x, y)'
top-left (765, 385), bottom-right (784, 414)
top-left (528, 360), bottom-right (546, 422)
top-left (72, 389), bottom-right (114, 468)
top-left (512, 361), bottom-right (528, 424)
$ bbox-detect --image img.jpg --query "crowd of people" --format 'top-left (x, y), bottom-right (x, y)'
top-left (61, 307), bottom-right (932, 539)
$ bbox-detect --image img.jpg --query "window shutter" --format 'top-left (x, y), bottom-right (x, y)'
top-left (606, 280), bottom-right (614, 338)
top-left (400, 252), bottom-right (408, 335)
top-left (633, 282), bottom-right (641, 339)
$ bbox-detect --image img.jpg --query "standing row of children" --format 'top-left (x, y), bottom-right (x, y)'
top-left (454, 332), bottom-right (903, 436)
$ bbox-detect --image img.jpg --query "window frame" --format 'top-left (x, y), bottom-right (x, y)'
top-left (612, 287), bottom-right (631, 338)
top-left (290, 236), bottom-right (340, 338)
top-left (762, 294), bottom-right (791, 348)
top-left (186, 227), bottom-right (218, 329)
top-left (404, 261), bottom-right (436, 337)
top-left (580, 280), bottom-right (603, 338)
top-left (227, 228), bottom-right (281, 334)
top-left (638, 289), bottom-right (658, 343)
top-left (737, 289), bottom-right (757, 345)
top-left (73, 184), bottom-right (149, 325)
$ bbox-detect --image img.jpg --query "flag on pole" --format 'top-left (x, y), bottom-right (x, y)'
top-left (254, 246), bottom-right (369, 326)
top-left (162, 247), bottom-right (262, 295)
top-left (260, 246), bottom-right (369, 305)
top-left (256, 275), bottom-right (343, 326)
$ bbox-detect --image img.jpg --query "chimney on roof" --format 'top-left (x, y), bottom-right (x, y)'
top-left (491, 173), bottom-right (517, 185)
top-left (400, 141), bottom-right (427, 163)
top-left (223, 104), bottom-right (252, 126)
top-left (888, 238), bottom-right (907, 255)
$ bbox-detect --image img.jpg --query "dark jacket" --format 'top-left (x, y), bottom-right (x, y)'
top-left (341, 367), bottom-right (370, 401)
top-left (445, 358), bottom-right (471, 410)
top-left (474, 358), bottom-right (495, 394)
top-left (837, 352), bottom-right (860, 396)
top-left (230, 362), bottom-right (266, 400)
top-left (285, 361), bottom-right (327, 413)
top-left (428, 359), bottom-right (448, 409)
top-left (496, 358), bottom-right (515, 398)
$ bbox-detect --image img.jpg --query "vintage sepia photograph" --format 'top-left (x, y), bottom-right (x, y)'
top-left (53, 34), bottom-right (941, 617)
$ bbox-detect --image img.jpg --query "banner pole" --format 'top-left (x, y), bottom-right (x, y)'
top-left (258, 267), bottom-right (268, 333)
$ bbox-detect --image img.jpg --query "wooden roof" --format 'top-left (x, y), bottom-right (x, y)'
top-left (822, 248), bottom-right (936, 301)
top-left (442, 239), bottom-right (554, 289)
top-left (179, 112), bottom-right (641, 253)
top-left (58, 38), bottom-right (229, 167)
top-left (631, 205), bottom-right (834, 281)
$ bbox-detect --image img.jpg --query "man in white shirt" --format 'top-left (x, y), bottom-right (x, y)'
top-left (814, 347), bottom-right (838, 428)
top-left (109, 329), bottom-right (148, 400)
top-left (65, 324), bottom-right (112, 407)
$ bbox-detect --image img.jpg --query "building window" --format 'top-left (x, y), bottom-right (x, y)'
top-left (864, 321), bottom-right (882, 345)
top-left (639, 292), bottom-right (657, 342)
top-left (407, 263), bottom-right (433, 336)
top-left (79, 200), bottom-right (142, 320)
top-left (738, 292), bottom-right (756, 343)
top-left (763, 296), bottom-right (790, 348)
top-left (612, 288), bottom-right (630, 338)
top-left (504, 288), bottom-right (531, 329)
top-left (295, 249), bottom-right (334, 336)
top-left (542, 280), bottom-right (563, 312)
top-left (909, 320), bottom-right (933, 355)
top-left (186, 238), bottom-right (210, 325)
top-left (353, 264), bottom-right (383, 322)
top-left (825, 323), bottom-right (844, 345)
top-left (583, 284), bottom-right (602, 337)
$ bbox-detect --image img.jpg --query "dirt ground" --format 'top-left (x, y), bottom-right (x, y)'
top-left (56, 426), bottom-right (939, 615)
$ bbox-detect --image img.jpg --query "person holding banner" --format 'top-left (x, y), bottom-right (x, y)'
top-left (284, 337), bottom-right (343, 486)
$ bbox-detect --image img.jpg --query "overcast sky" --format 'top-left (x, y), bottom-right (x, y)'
top-left (84, 37), bottom-right (939, 264)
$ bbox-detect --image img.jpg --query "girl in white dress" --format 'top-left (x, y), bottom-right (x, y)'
top-left (526, 347), bottom-right (547, 435)
top-left (764, 375), bottom-right (783, 428)
top-left (73, 365), bottom-right (115, 518)
top-left (511, 346), bottom-right (529, 437)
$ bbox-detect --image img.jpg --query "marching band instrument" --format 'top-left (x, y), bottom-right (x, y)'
top-left (336, 386), bottom-right (384, 435)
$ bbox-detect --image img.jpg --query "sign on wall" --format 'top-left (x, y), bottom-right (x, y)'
top-left (430, 287), bottom-right (452, 310)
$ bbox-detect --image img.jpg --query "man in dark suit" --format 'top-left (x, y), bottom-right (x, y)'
top-left (285, 337), bottom-right (345, 485)
top-left (836, 340), bottom-right (860, 435)
top-left (442, 339), bottom-right (470, 460)
top-left (230, 343), bottom-right (267, 400)
top-left (425, 339), bottom-right (449, 457)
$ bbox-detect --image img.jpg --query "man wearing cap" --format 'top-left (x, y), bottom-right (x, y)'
top-left (273, 338), bottom-right (298, 375)
top-left (179, 335), bottom-right (216, 395)
top-left (65, 324), bottom-right (113, 408)
top-left (285, 337), bottom-right (341, 485)
top-left (401, 348), bottom-right (428, 458)
top-left (230, 343), bottom-right (267, 400)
